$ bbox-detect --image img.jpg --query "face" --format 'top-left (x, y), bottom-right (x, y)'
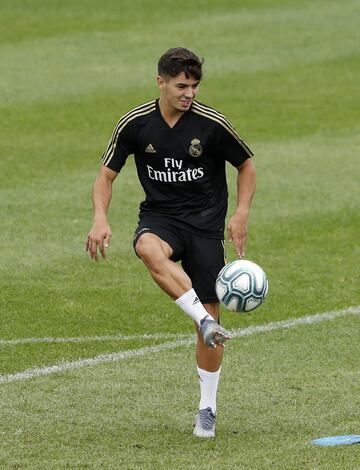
top-left (157, 72), bottom-right (200, 113)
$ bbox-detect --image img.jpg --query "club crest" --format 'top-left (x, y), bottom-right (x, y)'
top-left (189, 138), bottom-right (203, 157)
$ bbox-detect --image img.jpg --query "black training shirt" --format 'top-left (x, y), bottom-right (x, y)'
top-left (102, 99), bottom-right (253, 238)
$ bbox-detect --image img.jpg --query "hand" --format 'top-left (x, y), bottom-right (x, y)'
top-left (85, 221), bottom-right (112, 261)
top-left (227, 213), bottom-right (248, 258)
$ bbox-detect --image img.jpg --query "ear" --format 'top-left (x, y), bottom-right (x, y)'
top-left (157, 75), bottom-right (166, 90)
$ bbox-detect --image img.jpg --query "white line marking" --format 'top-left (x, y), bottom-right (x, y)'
top-left (0, 339), bottom-right (193, 384)
top-left (231, 305), bottom-right (360, 338)
top-left (0, 332), bottom-right (188, 346)
top-left (0, 305), bottom-right (359, 384)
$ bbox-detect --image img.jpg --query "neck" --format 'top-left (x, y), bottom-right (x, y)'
top-left (158, 97), bottom-right (184, 128)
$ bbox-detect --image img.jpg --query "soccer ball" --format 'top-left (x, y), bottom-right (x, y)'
top-left (216, 260), bottom-right (268, 312)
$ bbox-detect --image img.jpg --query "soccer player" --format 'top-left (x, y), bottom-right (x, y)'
top-left (86, 47), bottom-right (256, 438)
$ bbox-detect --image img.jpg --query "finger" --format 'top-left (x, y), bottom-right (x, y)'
top-left (234, 240), bottom-right (245, 258)
top-left (98, 240), bottom-right (106, 259)
top-left (104, 233), bottom-right (111, 248)
top-left (90, 240), bottom-right (98, 261)
top-left (237, 246), bottom-right (245, 258)
top-left (227, 227), bottom-right (233, 242)
top-left (85, 235), bottom-right (92, 253)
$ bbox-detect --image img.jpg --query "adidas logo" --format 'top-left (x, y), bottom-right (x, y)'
top-left (193, 296), bottom-right (200, 305)
top-left (145, 144), bottom-right (156, 153)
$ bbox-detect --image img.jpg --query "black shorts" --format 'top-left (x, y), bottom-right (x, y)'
top-left (133, 218), bottom-right (225, 304)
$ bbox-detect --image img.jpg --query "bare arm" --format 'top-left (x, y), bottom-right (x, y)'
top-left (227, 158), bottom-right (256, 258)
top-left (85, 165), bottom-right (118, 261)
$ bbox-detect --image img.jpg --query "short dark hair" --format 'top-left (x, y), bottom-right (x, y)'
top-left (158, 47), bottom-right (203, 80)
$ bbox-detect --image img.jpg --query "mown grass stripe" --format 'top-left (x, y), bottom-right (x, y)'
top-left (0, 305), bottom-right (359, 384)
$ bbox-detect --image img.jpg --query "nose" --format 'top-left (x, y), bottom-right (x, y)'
top-left (184, 86), bottom-right (194, 98)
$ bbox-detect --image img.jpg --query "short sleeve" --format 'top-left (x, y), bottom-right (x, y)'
top-left (101, 118), bottom-right (137, 173)
top-left (216, 119), bottom-right (254, 168)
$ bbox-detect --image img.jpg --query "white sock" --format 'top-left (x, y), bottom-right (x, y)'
top-left (197, 366), bottom-right (221, 414)
top-left (175, 288), bottom-right (211, 326)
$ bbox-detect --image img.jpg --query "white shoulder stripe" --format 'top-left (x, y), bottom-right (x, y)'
top-left (102, 102), bottom-right (156, 166)
top-left (192, 101), bottom-right (237, 134)
top-left (192, 102), bottom-right (239, 138)
top-left (191, 106), bottom-right (253, 156)
top-left (118, 100), bottom-right (156, 123)
top-left (104, 101), bottom-right (156, 156)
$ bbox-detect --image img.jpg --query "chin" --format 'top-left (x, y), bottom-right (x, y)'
top-left (179, 103), bottom-right (191, 111)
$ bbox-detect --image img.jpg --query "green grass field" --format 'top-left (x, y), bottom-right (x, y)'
top-left (1, 0), bottom-right (360, 468)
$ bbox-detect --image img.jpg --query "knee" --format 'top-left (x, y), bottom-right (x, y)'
top-left (135, 235), bottom-right (154, 261)
top-left (135, 234), bottom-right (170, 266)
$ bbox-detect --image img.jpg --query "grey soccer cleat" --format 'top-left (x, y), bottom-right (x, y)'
top-left (193, 407), bottom-right (216, 438)
top-left (199, 316), bottom-right (230, 348)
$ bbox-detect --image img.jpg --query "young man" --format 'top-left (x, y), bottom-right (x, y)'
top-left (86, 47), bottom-right (256, 438)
